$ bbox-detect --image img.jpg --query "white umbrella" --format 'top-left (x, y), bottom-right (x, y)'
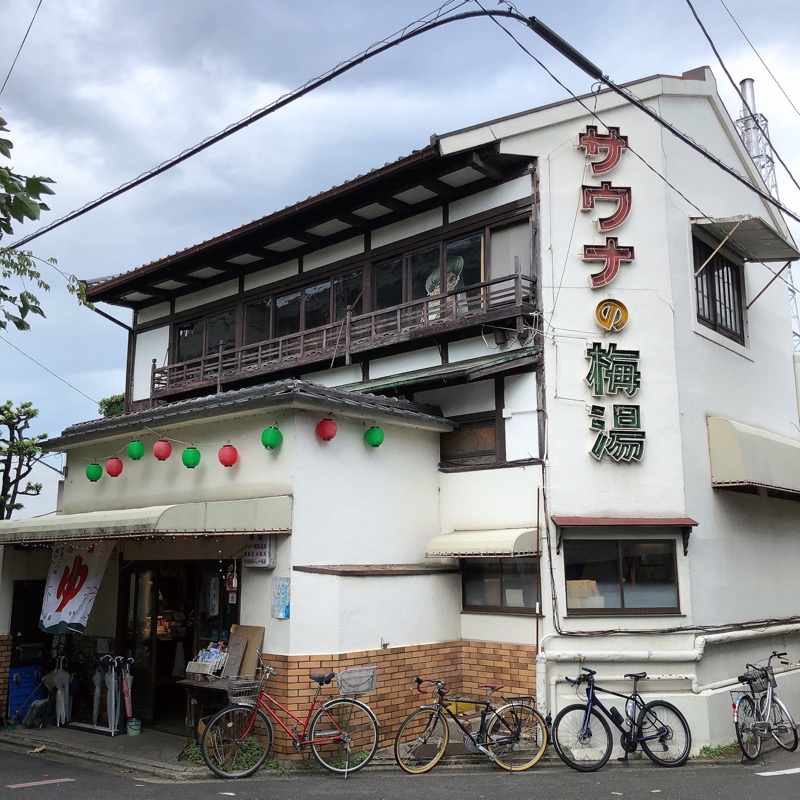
top-left (105, 661), bottom-right (117, 734)
top-left (54, 667), bottom-right (69, 727)
top-left (92, 668), bottom-right (103, 727)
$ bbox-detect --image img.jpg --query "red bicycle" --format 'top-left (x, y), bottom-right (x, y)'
top-left (200, 662), bottom-right (379, 778)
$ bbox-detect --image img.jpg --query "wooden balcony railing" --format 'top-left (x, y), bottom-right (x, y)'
top-left (151, 273), bottom-right (536, 397)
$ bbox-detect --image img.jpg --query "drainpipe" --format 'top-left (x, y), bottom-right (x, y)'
top-left (535, 623), bottom-right (800, 716)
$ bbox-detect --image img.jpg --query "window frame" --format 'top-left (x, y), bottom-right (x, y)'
top-left (174, 305), bottom-right (237, 362)
top-left (461, 556), bottom-right (540, 615)
top-left (563, 538), bottom-right (680, 616)
top-left (373, 233), bottom-right (485, 311)
top-left (693, 235), bottom-right (746, 345)
top-left (161, 203), bottom-right (528, 367)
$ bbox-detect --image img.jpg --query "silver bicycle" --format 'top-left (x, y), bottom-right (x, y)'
top-left (732, 650), bottom-right (798, 760)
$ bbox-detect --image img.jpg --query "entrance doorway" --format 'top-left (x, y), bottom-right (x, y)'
top-left (117, 559), bottom-right (240, 727)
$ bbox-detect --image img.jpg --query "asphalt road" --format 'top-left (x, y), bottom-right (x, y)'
top-left (1, 743), bottom-right (799, 800)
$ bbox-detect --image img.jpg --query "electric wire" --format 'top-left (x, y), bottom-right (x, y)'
top-left (0, 333), bottom-right (99, 405)
top-left (9, 2), bottom-right (800, 258)
top-left (482, 4), bottom-right (797, 296)
top-left (719, 0), bottom-right (800, 120)
top-left (3, 6), bottom-right (798, 642)
top-left (8, 0), bottom-right (476, 250)
top-left (685, 0), bottom-right (800, 196)
top-left (0, 0), bottom-right (43, 97)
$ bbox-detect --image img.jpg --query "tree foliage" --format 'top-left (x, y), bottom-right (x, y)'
top-left (0, 113), bottom-right (90, 331)
top-left (0, 400), bottom-right (46, 520)
top-left (99, 393), bottom-right (125, 417)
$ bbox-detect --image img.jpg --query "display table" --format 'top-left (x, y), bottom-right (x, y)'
top-left (176, 677), bottom-right (232, 744)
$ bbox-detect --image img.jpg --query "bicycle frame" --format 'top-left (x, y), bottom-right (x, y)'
top-left (578, 676), bottom-right (668, 748)
top-left (236, 678), bottom-right (350, 750)
top-left (732, 651), bottom-right (786, 738)
top-left (422, 682), bottom-right (532, 761)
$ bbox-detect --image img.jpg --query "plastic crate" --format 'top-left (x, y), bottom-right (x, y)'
top-left (337, 666), bottom-right (377, 695)
top-left (8, 666), bottom-right (47, 723)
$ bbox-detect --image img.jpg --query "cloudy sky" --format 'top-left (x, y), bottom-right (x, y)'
top-left (2, 0), bottom-right (799, 517)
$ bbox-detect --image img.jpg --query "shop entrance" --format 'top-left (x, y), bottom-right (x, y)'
top-left (117, 559), bottom-right (240, 728)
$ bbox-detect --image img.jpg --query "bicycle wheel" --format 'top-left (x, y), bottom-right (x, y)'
top-left (638, 700), bottom-right (691, 766)
top-left (308, 697), bottom-right (379, 774)
top-left (200, 705), bottom-right (273, 779)
top-left (486, 701), bottom-right (548, 771)
top-left (394, 707), bottom-right (449, 774)
top-left (735, 695), bottom-right (761, 760)
top-left (765, 696), bottom-right (798, 752)
top-left (551, 704), bottom-right (613, 772)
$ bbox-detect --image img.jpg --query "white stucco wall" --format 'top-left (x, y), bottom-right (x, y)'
top-left (60, 412), bottom-right (295, 513)
top-left (436, 68), bottom-right (800, 748)
top-left (132, 326), bottom-right (169, 402)
top-left (272, 415), bottom-right (445, 654)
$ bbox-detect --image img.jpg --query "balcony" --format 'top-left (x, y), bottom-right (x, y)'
top-left (150, 273), bottom-right (536, 399)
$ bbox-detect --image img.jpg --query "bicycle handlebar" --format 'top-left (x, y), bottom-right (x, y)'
top-left (565, 666), bottom-right (596, 686)
top-left (414, 676), bottom-right (447, 694)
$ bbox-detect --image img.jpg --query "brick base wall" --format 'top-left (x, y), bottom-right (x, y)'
top-left (0, 635), bottom-right (11, 722)
top-left (261, 639), bottom-right (538, 759)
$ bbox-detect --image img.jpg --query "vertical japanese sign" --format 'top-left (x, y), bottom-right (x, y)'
top-left (39, 541), bottom-right (114, 633)
top-left (578, 125), bottom-right (646, 462)
top-left (271, 576), bottom-right (290, 619)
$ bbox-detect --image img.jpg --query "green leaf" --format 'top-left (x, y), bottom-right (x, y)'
top-left (9, 194), bottom-right (41, 222)
top-left (0, 137), bottom-right (12, 159)
top-left (25, 176), bottom-right (55, 197)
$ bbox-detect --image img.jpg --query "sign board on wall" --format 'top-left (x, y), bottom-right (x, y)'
top-left (244, 535), bottom-right (276, 569)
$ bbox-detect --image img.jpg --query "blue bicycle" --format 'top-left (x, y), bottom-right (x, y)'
top-left (551, 667), bottom-right (691, 771)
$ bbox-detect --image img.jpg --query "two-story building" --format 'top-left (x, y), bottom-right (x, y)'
top-left (2, 66), bottom-right (799, 753)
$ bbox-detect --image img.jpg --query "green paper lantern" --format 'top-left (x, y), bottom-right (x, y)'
top-left (364, 426), bottom-right (385, 447)
top-left (182, 446), bottom-right (201, 469)
top-left (86, 462), bottom-right (103, 482)
top-left (261, 426), bottom-right (283, 450)
top-left (127, 439), bottom-right (145, 460)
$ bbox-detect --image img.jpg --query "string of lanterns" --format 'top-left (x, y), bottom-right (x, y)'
top-left (85, 420), bottom-right (384, 482)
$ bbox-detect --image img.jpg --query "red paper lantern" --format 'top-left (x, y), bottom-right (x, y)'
top-left (153, 440), bottom-right (172, 461)
top-left (218, 444), bottom-right (239, 467)
top-left (106, 456), bottom-right (124, 477)
top-left (316, 418), bottom-right (337, 441)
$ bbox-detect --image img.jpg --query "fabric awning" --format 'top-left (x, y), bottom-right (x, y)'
top-left (691, 215), bottom-right (799, 262)
top-left (425, 528), bottom-right (537, 557)
top-left (0, 496), bottom-right (292, 544)
top-left (708, 416), bottom-right (800, 497)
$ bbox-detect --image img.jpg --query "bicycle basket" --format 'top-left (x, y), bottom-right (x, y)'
top-left (741, 670), bottom-right (771, 694)
top-left (226, 676), bottom-right (262, 706)
top-left (336, 666), bottom-right (377, 695)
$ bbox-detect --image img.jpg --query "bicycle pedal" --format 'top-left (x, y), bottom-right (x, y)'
top-left (753, 722), bottom-right (770, 736)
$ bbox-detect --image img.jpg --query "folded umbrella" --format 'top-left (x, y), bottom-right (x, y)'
top-left (92, 668), bottom-right (103, 727)
top-left (122, 660), bottom-right (133, 719)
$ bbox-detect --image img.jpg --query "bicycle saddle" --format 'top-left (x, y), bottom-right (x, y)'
top-left (478, 682), bottom-right (504, 691)
top-left (624, 671), bottom-right (647, 679)
top-left (310, 672), bottom-right (336, 685)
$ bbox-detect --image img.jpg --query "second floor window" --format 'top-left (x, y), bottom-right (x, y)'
top-left (375, 234), bottom-right (483, 311)
top-left (176, 308), bottom-right (235, 360)
top-left (694, 236), bottom-right (745, 345)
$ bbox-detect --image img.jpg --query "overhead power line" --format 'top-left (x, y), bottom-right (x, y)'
top-left (719, 0), bottom-right (800, 121)
top-left (10, 3), bottom-right (800, 257)
top-left (0, 0), bottom-right (43, 96)
top-left (684, 0), bottom-right (800, 196)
